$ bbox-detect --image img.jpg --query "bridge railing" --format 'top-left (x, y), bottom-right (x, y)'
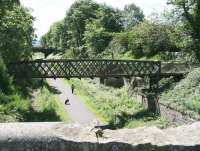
top-left (8, 59), bottom-right (161, 79)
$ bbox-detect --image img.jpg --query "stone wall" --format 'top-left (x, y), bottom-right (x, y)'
top-left (0, 122), bottom-right (200, 151)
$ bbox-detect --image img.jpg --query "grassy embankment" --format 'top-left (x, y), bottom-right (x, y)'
top-left (160, 68), bottom-right (200, 119)
top-left (27, 85), bottom-right (69, 122)
top-left (0, 80), bottom-right (69, 122)
top-left (64, 79), bottom-right (170, 129)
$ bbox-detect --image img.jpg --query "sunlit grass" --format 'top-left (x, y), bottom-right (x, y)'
top-left (64, 78), bottom-right (170, 129)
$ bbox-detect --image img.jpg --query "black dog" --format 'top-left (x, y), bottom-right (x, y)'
top-left (65, 98), bottom-right (69, 105)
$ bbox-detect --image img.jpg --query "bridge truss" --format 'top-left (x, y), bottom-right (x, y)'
top-left (9, 59), bottom-right (161, 89)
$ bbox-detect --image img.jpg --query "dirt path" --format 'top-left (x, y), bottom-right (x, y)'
top-left (48, 79), bottom-right (100, 125)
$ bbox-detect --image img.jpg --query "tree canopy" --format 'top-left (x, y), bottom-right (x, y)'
top-left (41, 0), bottom-right (200, 62)
top-left (0, 0), bottom-right (34, 64)
top-left (122, 3), bottom-right (144, 30)
top-left (169, 0), bottom-right (200, 61)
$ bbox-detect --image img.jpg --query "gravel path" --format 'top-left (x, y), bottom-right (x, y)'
top-left (48, 79), bottom-right (100, 125)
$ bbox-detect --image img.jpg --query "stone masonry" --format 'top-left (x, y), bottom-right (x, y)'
top-left (0, 122), bottom-right (200, 151)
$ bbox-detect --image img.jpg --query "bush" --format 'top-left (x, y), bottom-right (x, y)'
top-left (128, 21), bottom-right (178, 58)
top-left (0, 92), bottom-right (31, 122)
top-left (84, 22), bottom-right (113, 54)
top-left (106, 32), bottom-right (129, 53)
top-left (0, 58), bottom-right (13, 94)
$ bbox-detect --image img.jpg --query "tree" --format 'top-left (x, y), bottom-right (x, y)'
top-left (0, 57), bottom-right (13, 94)
top-left (41, 20), bottom-right (68, 49)
top-left (0, 1), bottom-right (34, 64)
top-left (169, 0), bottom-right (200, 61)
top-left (66, 0), bottom-right (100, 47)
top-left (84, 22), bottom-right (112, 54)
top-left (0, 0), bottom-right (20, 17)
top-left (95, 4), bottom-right (123, 32)
top-left (122, 3), bottom-right (144, 30)
top-left (128, 21), bottom-right (179, 58)
top-left (83, 4), bottom-right (123, 55)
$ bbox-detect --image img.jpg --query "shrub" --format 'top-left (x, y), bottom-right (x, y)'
top-left (0, 58), bottom-right (13, 94)
top-left (84, 22), bottom-right (113, 54)
top-left (128, 21), bottom-right (178, 58)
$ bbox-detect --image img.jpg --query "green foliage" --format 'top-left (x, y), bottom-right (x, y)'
top-left (160, 68), bottom-right (200, 119)
top-left (84, 22), bottom-right (113, 54)
top-left (106, 32), bottom-right (129, 56)
top-left (95, 4), bottom-right (123, 33)
top-left (169, 0), bottom-right (200, 61)
top-left (0, 92), bottom-right (31, 122)
top-left (42, 0), bottom-right (124, 57)
top-left (0, 0), bottom-right (20, 17)
top-left (66, 0), bottom-right (100, 47)
top-left (41, 20), bottom-right (68, 49)
top-left (122, 3), bottom-right (144, 30)
top-left (0, 1), bottom-right (34, 64)
top-left (66, 79), bottom-right (169, 129)
top-left (128, 21), bottom-right (179, 58)
top-left (0, 58), bottom-right (13, 94)
top-left (31, 87), bottom-right (69, 122)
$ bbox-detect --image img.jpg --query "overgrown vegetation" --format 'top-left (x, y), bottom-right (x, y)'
top-left (160, 68), bottom-right (200, 119)
top-left (0, 58), bottom-right (30, 122)
top-left (65, 79), bottom-right (170, 129)
top-left (27, 86), bottom-right (69, 122)
top-left (0, 92), bottom-right (31, 122)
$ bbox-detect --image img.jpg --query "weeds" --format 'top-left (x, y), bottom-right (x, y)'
top-left (160, 68), bottom-right (200, 119)
top-left (65, 79), bottom-right (169, 129)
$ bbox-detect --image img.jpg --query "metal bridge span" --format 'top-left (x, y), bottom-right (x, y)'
top-left (9, 59), bottom-right (194, 89)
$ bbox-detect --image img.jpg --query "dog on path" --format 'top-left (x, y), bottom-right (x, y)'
top-left (65, 98), bottom-right (69, 105)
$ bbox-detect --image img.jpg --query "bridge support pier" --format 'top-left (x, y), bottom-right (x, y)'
top-left (100, 78), bottom-right (105, 84)
top-left (146, 93), bottom-right (160, 115)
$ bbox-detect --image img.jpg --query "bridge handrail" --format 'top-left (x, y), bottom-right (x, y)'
top-left (10, 59), bottom-right (161, 64)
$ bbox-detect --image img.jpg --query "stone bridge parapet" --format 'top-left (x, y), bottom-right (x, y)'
top-left (0, 122), bottom-right (200, 151)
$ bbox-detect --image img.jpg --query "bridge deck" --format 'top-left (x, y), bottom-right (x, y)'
top-left (9, 59), bottom-right (161, 79)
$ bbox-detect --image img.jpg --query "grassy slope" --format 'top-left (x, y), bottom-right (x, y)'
top-left (29, 86), bottom-right (69, 122)
top-left (0, 92), bottom-right (31, 122)
top-left (65, 79), bottom-right (169, 129)
top-left (160, 68), bottom-right (200, 119)
top-left (0, 84), bottom-right (69, 122)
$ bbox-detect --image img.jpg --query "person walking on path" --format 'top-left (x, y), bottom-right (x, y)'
top-left (71, 84), bottom-right (75, 94)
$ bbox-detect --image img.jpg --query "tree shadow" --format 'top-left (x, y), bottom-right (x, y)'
top-left (159, 76), bottom-right (183, 94)
top-left (15, 79), bottom-right (61, 98)
top-left (108, 110), bottom-right (159, 129)
top-left (23, 108), bottom-right (62, 122)
top-left (42, 82), bottom-right (61, 95)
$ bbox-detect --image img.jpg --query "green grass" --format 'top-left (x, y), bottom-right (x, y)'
top-left (0, 92), bottom-right (31, 122)
top-left (160, 68), bottom-right (200, 119)
top-left (28, 86), bottom-right (69, 122)
top-left (0, 83), bottom-right (69, 122)
top-left (64, 79), bottom-right (169, 129)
